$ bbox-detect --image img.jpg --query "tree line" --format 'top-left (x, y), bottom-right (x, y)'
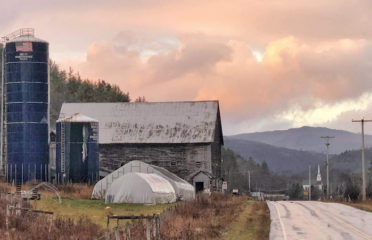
top-left (0, 45), bottom-right (138, 129)
top-left (221, 147), bottom-right (304, 195)
top-left (49, 62), bottom-right (131, 127)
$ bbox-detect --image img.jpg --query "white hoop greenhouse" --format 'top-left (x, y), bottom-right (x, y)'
top-left (92, 160), bottom-right (195, 201)
top-left (105, 172), bottom-right (177, 204)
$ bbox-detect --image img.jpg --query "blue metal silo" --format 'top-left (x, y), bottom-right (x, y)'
top-left (56, 114), bottom-right (99, 184)
top-left (3, 29), bottom-right (49, 183)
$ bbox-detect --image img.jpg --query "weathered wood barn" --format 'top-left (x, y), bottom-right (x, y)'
top-left (58, 101), bottom-right (223, 191)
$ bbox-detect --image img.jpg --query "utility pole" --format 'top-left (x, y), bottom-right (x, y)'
top-left (352, 118), bottom-right (372, 202)
top-left (321, 136), bottom-right (334, 199)
top-left (309, 164), bottom-right (311, 201)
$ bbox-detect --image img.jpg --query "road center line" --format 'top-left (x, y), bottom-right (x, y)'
top-left (312, 204), bottom-right (372, 240)
top-left (273, 203), bottom-right (288, 240)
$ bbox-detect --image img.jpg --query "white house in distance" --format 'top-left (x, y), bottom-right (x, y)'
top-left (302, 165), bottom-right (323, 192)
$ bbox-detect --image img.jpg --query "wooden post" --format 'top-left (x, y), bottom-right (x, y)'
top-left (16, 202), bottom-right (21, 216)
top-left (107, 216), bottom-right (110, 229)
top-left (6, 204), bottom-right (9, 230)
top-left (146, 218), bottom-right (151, 240)
top-left (49, 214), bottom-right (53, 232)
top-left (126, 223), bottom-right (131, 239)
top-left (152, 214), bottom-right (157, 239)
top-left (156, 216), bottom-right (161, 240)
top-left (115, 227), bottom-right (120, 240)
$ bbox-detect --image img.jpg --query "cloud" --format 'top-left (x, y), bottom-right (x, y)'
top-left (60, 33), bottom-right (372, 134)
top-left (4, 0), bottom-right (371, 134)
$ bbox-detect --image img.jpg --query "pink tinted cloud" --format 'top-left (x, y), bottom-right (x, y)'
top-left (61, 34), bottom-right (372, 129)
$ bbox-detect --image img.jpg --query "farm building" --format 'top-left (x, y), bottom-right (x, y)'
top-left (92, 160), bottom-right (195, 200)
top-left (105, 172), bottom-right (177, 204)
top-left (58, 101), bottom-right (223, 191)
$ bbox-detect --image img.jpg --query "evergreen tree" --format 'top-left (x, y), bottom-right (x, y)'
top-left (49, 62), bottom-right (131, 128)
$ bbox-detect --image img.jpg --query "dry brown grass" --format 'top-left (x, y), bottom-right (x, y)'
top-left (339, 201), bottom-right (372, 213)
top-left (51, 184), bottom-right (93, 199)
top-left (112, 193), bottom-right (246, 240)
top-left (0, 198), bottom-right (104, 240)
top-left (221, 201), bottom-right (270, 240)
top-left (0, 183), bottom-right (247, 239)
top-left (248, 202), bottom-right (270, 240)
top-left (324, 198), bottom-right (372, 213)
top-left (0, 182), bottom-right (94, 199)
top-left (149, 193), bottom-right (244, 240)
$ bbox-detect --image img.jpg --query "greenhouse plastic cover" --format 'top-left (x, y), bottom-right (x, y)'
top-left (105, 172), bottom-right (176, 204)
top-left (92, 160), bottom-right (195, 201)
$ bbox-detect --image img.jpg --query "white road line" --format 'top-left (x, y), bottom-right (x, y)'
top-left (272, 203), bottom-right (287, 240)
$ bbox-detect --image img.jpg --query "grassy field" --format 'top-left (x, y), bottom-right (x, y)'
top-left (0, 182), bottom-right (256, 239)
top-left (221, 201), bottom-right (270, 240)
top-left (31, 197), bottom-right (175, 228)
top-left (0, 182), bottom-right (174, 228)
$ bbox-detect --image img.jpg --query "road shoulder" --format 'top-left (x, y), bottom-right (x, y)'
top-left (221, 200), bottom-right (270, 240)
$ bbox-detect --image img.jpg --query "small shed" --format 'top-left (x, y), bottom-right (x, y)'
top-left (190, 171), bottom-right (213, 193)
top-left (105, 172), bottom-right (176, 204)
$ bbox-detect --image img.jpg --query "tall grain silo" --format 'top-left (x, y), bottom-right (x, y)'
top-left (56, 114), bottom-right (99, 184)
top-left (1, 29), bottom-right (49, 183)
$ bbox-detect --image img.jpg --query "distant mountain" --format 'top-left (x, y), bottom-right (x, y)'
top-left (224, 137), bottom-right (326, 174)
top-left (229, 126), bottom-right (372, 154)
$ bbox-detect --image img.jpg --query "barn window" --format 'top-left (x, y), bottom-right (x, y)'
top-left (196, 162), bottom-right (202, 168)
top-left (171, 161), bottom-right (176, 166)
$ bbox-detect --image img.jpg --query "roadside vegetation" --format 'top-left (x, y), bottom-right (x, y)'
top-left (221, 201), bottom-right (270, 240)
top-left (0, 183), bottom-right (173, 228)
top-left (0, 183), bottom-right (248, 239)
top-left (158, 193), bottom-right (245, 240)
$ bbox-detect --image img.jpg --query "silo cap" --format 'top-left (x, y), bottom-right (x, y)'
top-left (9, 35), bottom-right (48, 43)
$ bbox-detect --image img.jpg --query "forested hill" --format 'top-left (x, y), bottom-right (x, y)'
top-left (224, 137), bottom-right (325, 174)
top-left (50, 62), bottom-right (131, 127)
top-left (229, 126), bottom-right (372, 154)
top-left (329, 149), bottom-right (372, 174)
top-left (222, 147), bottom-right (303, 193)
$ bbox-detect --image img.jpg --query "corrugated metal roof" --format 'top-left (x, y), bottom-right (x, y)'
top-left (9, 36), bottom-right (48, 43)
top-left (57, 113), bottom-right (98, 123)
top-left (59, 101), bottom-right (221, 144)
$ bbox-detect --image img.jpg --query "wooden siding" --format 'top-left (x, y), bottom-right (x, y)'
top-left (211, 110), bottom-right (222, 178)
top-left (99, 143), bottom-right (212, 181)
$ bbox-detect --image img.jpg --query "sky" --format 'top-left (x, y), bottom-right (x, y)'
top-left (2, 0), bottom-right (372, 135)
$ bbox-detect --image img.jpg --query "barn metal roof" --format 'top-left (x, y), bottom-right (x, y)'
top-left (59, 101), bottom-right (222, 144)
top-left (57, 113), bottom-right (98, 123)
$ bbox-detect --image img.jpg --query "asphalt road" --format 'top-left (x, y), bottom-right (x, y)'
top-left (268, 201), bottom-right (372, 240)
